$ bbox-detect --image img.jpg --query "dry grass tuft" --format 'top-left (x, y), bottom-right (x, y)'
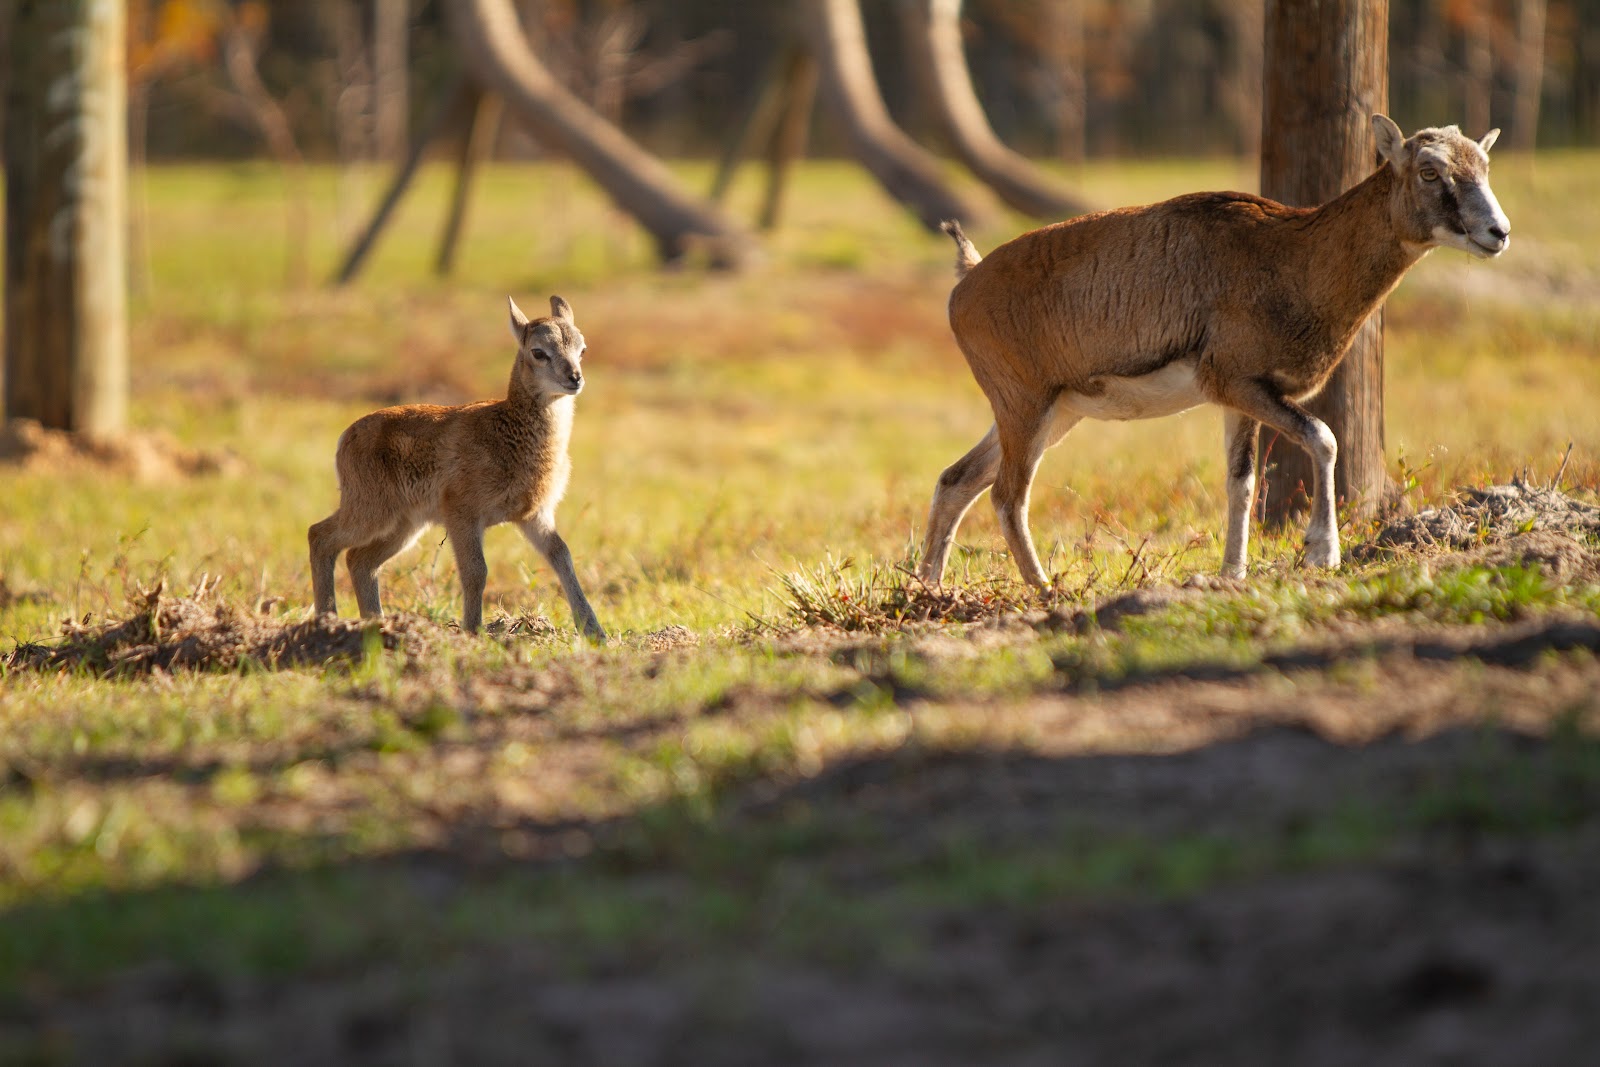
top-left (6, 578), bottom-right (440, 676)
top-left (1355, 480), bottom-right (1600, 560)
top-left (769, 555), bottom-right (1045, 633)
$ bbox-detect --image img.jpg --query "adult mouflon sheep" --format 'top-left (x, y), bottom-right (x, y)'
top-left (921, 115), bottom-right (1510, 588)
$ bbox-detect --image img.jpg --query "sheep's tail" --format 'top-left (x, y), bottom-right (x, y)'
top-left (941, 220), bottom-right (981, 279)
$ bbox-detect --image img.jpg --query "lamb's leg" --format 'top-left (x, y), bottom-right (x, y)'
top-left (347, 524), bottom-right (422, 619)
top-left (1221, 412), bottom-right (1261, 579)
top-left (1217, 383), bottom-right (1340, 570)
top-left (919, 424), bottom-right (1001, 584)
top-left (519, 518), bottom-right (607, 643)
top-left (308, 514), bottom-right (350, 616)
top-left (991, 404), bottom-right (1062, 589)
top-left (445, 520), bottom-right (489, 633)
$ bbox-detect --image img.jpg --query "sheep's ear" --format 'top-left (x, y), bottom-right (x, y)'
top-left (1479, 127), bottom-right (1500, 153)
top-left (549, 295), bottom-right (575, 324)
top-left (508, 296), bottom-right (531, 341)
top-left (1371, 114), bottom-right (1406, 171)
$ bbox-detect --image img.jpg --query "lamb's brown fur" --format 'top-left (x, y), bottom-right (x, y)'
top-left (308, 295), bottom-right (605, 639)
top-left (922, 116), bottom-right (1510, 588)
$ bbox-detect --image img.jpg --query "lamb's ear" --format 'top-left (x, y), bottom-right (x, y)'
top-left (1372, 114), bottom-right (1406, 171)
top-left (1479, 127), bottom-right (1501, 153)
top-left (508, 296), bottom-right (531, 342)
top-left (549, 295), bottom-right (575, 324)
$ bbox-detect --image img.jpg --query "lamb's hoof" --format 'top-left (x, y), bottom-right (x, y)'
top-left (1304, 541), bottom-right (1342, 570)
top-left (1220, 563), bottom-right (1247, 580)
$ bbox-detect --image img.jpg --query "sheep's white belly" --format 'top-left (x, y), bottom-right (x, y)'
top-left (1059, 361), bottom-right (1206, 422)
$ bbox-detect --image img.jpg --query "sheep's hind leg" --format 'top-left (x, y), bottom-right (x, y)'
top-left (990, 403), bottom-right (1070, 589)
top-left (919, 424), bottom-right (1001, 584)
top-left (308, 515), bottom-right (352, 617)
top-left (348, 524), bottom-right (423, 619)
top-left (1221, 412), bottom-right (1261, 578)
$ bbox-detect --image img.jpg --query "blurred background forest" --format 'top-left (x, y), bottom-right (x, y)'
top-left (54, 0), bottom-right (1600, 168)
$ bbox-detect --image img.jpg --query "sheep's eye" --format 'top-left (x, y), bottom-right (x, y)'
top-left (1419, 166), bottom-right (1440, 182)
top-left (532, 348), bottom-right (549, 362)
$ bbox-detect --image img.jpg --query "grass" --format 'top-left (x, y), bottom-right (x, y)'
top-left (3, 154), bottom-right (1600, 1024)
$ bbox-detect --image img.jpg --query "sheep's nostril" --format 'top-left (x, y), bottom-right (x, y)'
top-left (1488, 224), bottom-right (1508, 241)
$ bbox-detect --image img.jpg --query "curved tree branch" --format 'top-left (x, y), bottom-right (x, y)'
top-left (803, 0), bottom-right (987, 232)
top-left (906, 0), bottom-right (1091, 219)
top-left (444, 0), bottom-right (751, 267)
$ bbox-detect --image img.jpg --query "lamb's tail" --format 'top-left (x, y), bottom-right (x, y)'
top-left (940, 220), bottom-right (982, 280)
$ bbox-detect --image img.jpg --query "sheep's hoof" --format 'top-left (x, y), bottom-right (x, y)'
top-left (1220, 562), bottom-right (1246, 580)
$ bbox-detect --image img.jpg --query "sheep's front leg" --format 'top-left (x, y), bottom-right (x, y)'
top-left (446, 519), bottom-right (489, 633)
top-left (519, 518), bottom-right (607, 643)
top-left (1217, 382), bottom-right (1340, 571)
top-left (1221, 411), bottom-right (1261, 578)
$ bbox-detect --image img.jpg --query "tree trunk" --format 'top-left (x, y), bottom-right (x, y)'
top-left (1259, 0), bottom-right (1389, 524)
top-left (436, 89), bottom-right (505, 276)
top-left (761, 48), bottom-right (820, 231)
top-left (1461, 0), bottom-right (1493, 138)
top-left (1042, 0), bottom-right (1087, 164)
top-left (444, 0), bottom-right (750, 267)
top-left (374, 0), bottom-right (410, 162)
top-left (902, 0), bottom-right (1090, 218)
top-left (4, 0), bottom-right (128, 436)
top-left (802, 0), bottom-right (987, 232)
top-left (1512, 0), bottom-right (1546, 150)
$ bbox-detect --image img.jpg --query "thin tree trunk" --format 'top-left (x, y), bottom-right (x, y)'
top-left (335, 78), bottom-right (474, 286)
top-left (218, 26), bottom-right (310, 287)
top-left (1043, 0), bottom-right (1086, 164)
top-left (803, 0), bottom-right (987, 231)
top-left (436, 89), bottom-right (505, 276)
top-left (761, 48), bottom-right (819, 230)
top-left (709, 46), bottom-right (794, 205)
top-left (1259, 0), bottom-right (1389, 524)
top-left (903, 0), bottom-right (1090, 218)
top-left (1462, 0), bottom-right (1493, 137)
top-left (1512, 0), bottom-right (1546, 149)
top-left (4, 0), bottom-right (128, 436)
top-left (374, 0), bottom-right (410, 162)
top-left (444, 0), bottom-right (750, 267)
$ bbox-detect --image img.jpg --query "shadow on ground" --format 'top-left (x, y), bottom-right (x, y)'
top-left (5, 720), bottom-right (1598, 1066)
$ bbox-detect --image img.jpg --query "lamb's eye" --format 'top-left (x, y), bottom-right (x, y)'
top-left (1419, 166), bottom-right (1440, 182)
top-left (532, 348), bottom-right (549, 362)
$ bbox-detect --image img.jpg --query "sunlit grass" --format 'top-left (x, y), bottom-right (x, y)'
top-left (2, 157), bottom-right (1599, 994)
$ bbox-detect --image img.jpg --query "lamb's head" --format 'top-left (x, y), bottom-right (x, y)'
top-left (508, 295), bottom-right (587, 398)
top-left (1374, 114), bottom-right (1509, 259)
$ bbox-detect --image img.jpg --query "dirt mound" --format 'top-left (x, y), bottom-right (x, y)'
top-left (0, 419), bottom-right (241, 481)
top-left (1356, 481), bottom-right (1600, 560)
top-left (6, 582), bottom-right (439, 676)
top-left (0, 573), bottom-right (51, 610)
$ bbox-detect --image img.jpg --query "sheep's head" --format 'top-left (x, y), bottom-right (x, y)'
top-left (1374, 114), bottom-right (1510, 259)
top-left (508, 295), bottom-right (587, 398)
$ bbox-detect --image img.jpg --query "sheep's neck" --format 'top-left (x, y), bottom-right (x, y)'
top-left (499, 368), bottom-right (573, 466)
top-left (1298, 165), bottom-right (1419, 334)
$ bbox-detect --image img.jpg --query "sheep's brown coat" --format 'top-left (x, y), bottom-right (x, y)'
top-left (922, 116), bottom-right (1510, 587)
top-left (308, 296), bottom-right (605, 639)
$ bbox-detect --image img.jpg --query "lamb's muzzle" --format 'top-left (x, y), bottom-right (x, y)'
top-left (919, 115), bottom-right (1509, 588)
